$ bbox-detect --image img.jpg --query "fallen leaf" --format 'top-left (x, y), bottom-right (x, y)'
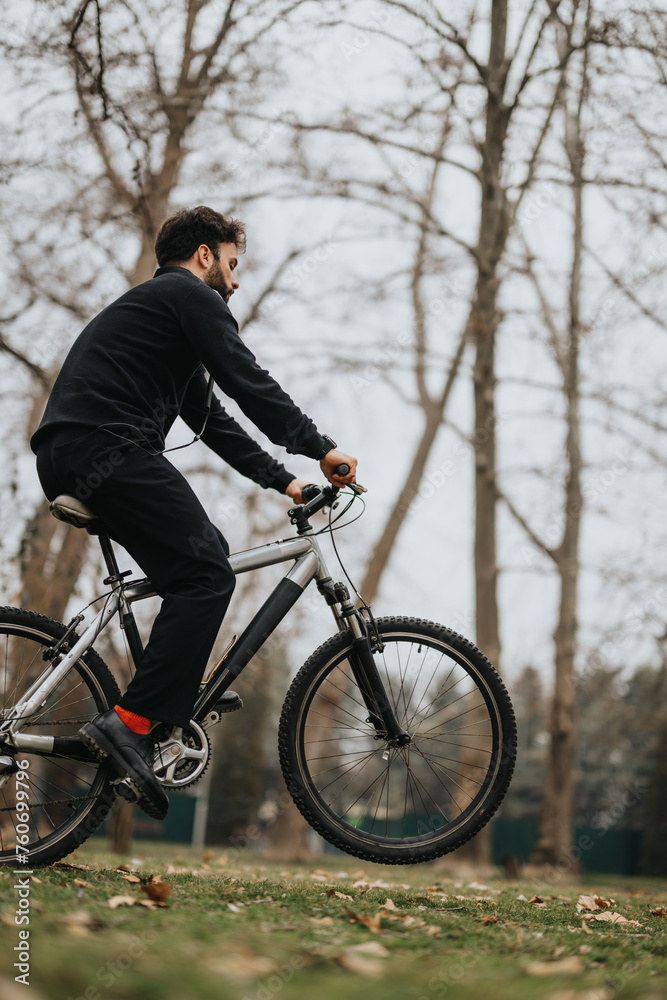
top-left (115, 864), bottom-right (133, 872)
top-left (205, 950), bottom-right (278, 980)
top-left (481, 915), bottom-right (499, 925)
top-left (578, 944), bottom-right (592, 954)
top-left (336, 951), bottom-right (384, 977)
top-left (227, 902), bottom-right (242, 913)
top-left (54, 861), bottom-right (89, 871)
top-left (343, 907), bottom-right (382, 934)
top-left (309, 916), bottom-right (335, 926)
top-left (107, 895), bottom-right (138, 909)
top-left (140, 877), bottom-right (171, 904)
top-left (525, 956), bottom-right (585, 977)
top-left (202, 851), bottom-right (214, 862)
top-left (528, 896), bottom-right (545, 905)
top-left (576, 894), bottom-right (615, 913)
top-left (348, 942), bottom-right (390, 956)
top-left (120, 873), bottom-right (141, 884)
top-left (380, 898), bottom-right (397, 911)
top-left (325, 889), bottom-right (353, 900)
top-left (650, 906), bottom-right (667, 917)
top-left (426, 924), bottom-right (442, 937)
top-left (28, 875), bottom-right (41, 884)
top-left (72, 878), bottom-right (93, 889)
top-left (584, 911), bottom-right (641, 927)
top-left (56, 910), bottom-right (100, 935)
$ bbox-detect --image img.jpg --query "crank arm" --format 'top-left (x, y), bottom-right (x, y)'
top-left (9, 733), bottom-right (98, 763)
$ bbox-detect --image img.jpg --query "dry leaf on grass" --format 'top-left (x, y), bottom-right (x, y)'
top-left (54, 861), bottom-right (89, 871)
top-left (205, 950), bottom-right (278, 980)
top-left (343, 907), bottom-right (382, 934)
top-left (528, 896), bottom-right (547, 907)
top-left (108, 895), bottom-right (139, 909)
top-left (56, 909), bottom-right (103, 935)
top-left (310, 870), bottom-right (330, 882)
top-left (583, 912), bottom-right (641, 927)
top-left (348, 941), bottom-right (390, 956)
top-left (120, 873), bottom-right (141, 884)
top-left (426, 924), bottom-right (442, 937)
top-left (325, 889), bottom-right (353, 900)
top-left (227, 902), bottom-right (242, 913)
top-left (576, 895), bottom-right (615, 913)
top-left (309, 916), bottom-right (335, 926)
top-left (336, 946), bottom-right (388, 977)
top-left (650, 906), bottom-right (667, 917)
top-left (28, 875), bottom-right (41, 884)
top-left (525, 956), bottom-right (585, 977)
top-left (140, 876), bottom-right (171, 904)
top-left (380, 898), bottom-right (396, 911)
top-left (481, 915), bottom-right (499, 925)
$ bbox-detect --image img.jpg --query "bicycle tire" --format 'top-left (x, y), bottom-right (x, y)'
top-left (279, 616), bottom-right (516, 865)
top-left (0, 607), bottom-right (120, 867)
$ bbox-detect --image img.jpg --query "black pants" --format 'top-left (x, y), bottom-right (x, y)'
top-left (35, 429), bottom-right (236, 728)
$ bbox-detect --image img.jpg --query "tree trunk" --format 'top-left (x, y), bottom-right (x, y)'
top-left (533, 6), bottom-right (588, 865)
top-left (459, 0), bottom-right (509, 867)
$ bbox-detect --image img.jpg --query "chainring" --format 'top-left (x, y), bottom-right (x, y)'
top-left (151, 720), bottom-right (212, 790)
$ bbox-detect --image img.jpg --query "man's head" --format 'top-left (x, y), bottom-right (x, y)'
top-left (154, 206), bottom-right (246, 303)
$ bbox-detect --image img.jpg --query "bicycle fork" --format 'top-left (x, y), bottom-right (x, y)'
top-left (338, 593), bottom-right (411, 747)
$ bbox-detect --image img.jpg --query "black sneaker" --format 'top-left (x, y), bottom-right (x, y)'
top-left (198, 689), bottom-right (243, 714)
top-left (79, 709), bottom-right (169, 820)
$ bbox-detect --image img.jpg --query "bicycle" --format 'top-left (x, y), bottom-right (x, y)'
top-left (0, 470), bottom-right (516, 867)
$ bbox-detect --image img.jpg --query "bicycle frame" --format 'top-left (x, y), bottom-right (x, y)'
top-left (2, 530), bottom-right (340, 752)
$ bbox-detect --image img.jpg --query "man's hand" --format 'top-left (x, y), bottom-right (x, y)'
top-left (285, 478), bottom-right (310, 504)
top-left (320, 448), bottom-right (358, 487)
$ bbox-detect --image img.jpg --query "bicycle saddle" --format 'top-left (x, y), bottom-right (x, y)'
top-left (49, 494), bottom-right (100, 530)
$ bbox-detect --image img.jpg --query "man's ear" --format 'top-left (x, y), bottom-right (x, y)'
top-left (196, 244), bottom-right (212, 269)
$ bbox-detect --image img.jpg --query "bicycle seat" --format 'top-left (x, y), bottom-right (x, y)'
top-left (49, 494), bottom-right (100, 530)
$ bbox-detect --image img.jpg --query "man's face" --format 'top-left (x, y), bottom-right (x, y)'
top-left (203, 242), bottom-right (239, 303)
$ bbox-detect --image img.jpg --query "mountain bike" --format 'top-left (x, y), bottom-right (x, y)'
top-left (0, 472), bottom-right (516, 867)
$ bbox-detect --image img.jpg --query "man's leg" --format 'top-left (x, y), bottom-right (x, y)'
top-left (39, 430), bottom-right (236, 819)
top-left (46, 430), bottom-right (237, 728)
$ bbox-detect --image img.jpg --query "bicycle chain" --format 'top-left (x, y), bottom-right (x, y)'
top-left (0, 794), bottom-right (97, 811)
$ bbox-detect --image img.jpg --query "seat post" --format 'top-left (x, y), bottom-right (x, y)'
top-left (97, 530), bottom-right (121, 582)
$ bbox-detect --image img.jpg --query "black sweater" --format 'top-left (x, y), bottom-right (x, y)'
top-left (30, 266), bottom-right (327, 493)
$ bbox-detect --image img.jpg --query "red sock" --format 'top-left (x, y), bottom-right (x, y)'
top-left (114, 705), bottom-right (152, 735)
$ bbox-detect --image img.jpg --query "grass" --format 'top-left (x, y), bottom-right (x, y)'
top-left (1, 841), bottom-right (667, 1000)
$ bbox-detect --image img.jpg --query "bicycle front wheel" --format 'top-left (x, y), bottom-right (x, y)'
top-left (279, 616), bottom-right (516, 865)
top-left (0, 607), bottom-right (120, 867)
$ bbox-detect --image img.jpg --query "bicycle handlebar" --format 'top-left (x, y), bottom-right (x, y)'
top-left (289, 466), bottom-right (367, 527)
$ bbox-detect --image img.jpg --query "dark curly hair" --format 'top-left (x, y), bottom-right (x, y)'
top-left (154, 205), bottom-right (247, 266)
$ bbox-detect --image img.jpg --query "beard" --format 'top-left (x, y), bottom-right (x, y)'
top-left (203, 258), bottom-right (234, 302)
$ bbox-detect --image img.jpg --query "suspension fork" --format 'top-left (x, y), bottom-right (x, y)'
top-left (343, 603), bottom-right (411, 747)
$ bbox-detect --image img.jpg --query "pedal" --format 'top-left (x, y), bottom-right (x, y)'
top-left (111, 776), bottom-right (139, 804)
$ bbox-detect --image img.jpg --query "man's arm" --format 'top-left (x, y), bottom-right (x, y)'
top-left (180, 368), bottom-right (296, 493)
top-left (179, 283), bottom-right (329, 459)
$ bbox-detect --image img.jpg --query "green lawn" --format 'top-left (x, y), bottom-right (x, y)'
top-left (1, 842), bottom-right (667, 1000)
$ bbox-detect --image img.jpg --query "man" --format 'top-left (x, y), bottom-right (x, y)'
top-left (31, 205), bottom-right (357, 820)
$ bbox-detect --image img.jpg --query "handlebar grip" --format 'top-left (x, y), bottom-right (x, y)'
top-left (301, 483), bottom-right (321, 503)
top-left (336, 463), bottom-right (350, 476)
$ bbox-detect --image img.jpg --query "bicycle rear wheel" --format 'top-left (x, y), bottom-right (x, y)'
top-left (279, 616), bottom-right (516, 865)
top-left (0, 607), bottom-right (120, 867)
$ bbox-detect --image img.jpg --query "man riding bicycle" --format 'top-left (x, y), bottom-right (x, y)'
top-left (30, 205), bottom-right (358, 820)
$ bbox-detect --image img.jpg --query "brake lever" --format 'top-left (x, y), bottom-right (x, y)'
top-left (334, 463), bottom-right (367, 495)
